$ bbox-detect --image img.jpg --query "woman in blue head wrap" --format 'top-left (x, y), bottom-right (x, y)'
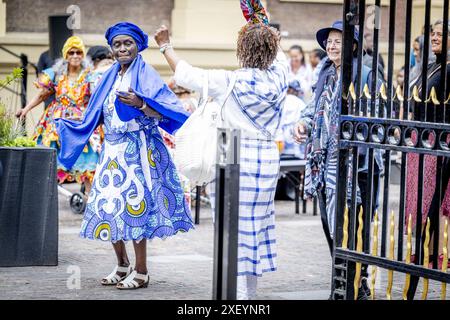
top-left (55, 22), bottom-right (194, 290)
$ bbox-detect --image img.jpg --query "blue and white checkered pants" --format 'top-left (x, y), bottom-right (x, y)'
top-left (209, 137), bottom-right (280, 277)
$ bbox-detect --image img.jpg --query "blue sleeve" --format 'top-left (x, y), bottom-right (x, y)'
top-left (42, 67), bottom-right (55, 82)
top-left (34, 67), bottom-right (56, 90)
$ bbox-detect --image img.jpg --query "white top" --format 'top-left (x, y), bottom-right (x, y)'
top-left (288, 63), bottom-right (314, 96)
top-left (173, 50), bottom-right (289, 139)
top-left (109, 68), bottom-right (136, 132)
top-left (106, 68), bottom-right (155, 133)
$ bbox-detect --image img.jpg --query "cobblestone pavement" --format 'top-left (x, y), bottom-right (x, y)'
top-left (0, 182), bottom-right (332, 300)
top-left (0, 180), bottom-right (446, 300)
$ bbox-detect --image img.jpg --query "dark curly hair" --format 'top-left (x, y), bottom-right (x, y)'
top-left (237, 23), bottom-right (280, 70)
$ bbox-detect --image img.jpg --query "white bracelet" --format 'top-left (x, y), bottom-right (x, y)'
top-left (138, 100), bottom-right (147, 111)
top-left (159, 43), bottom-right (173, 54)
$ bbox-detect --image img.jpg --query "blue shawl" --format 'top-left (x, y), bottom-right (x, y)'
top-left (55, 54), bottom-right (189, 170)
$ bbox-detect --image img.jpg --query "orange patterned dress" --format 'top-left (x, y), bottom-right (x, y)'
top-left (33, 67), bottom-right (103, 184)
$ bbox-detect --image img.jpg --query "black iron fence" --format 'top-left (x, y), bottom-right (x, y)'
top-left (333, 0), bottom-right (450, 300)
top-left (0, 45), bottom-right (37, 128)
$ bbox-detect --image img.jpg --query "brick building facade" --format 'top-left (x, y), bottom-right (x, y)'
top-left (6, 0), bottom-right (174, 34)
top-left (0, 0), bottom-right (444, 134)
top-left (5, 0), bottom-right (406, 42)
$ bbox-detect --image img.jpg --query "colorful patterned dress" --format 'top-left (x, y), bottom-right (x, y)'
top-left (80, 69), bottom-right (194, 242)
top-left (34, 67), bottom-right (103, 184)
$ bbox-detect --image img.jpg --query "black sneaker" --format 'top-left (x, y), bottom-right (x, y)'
top-left (361, 277), bottom-right (371, 297)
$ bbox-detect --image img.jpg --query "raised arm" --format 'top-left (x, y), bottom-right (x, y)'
top-left (154, 25), bottom-right (181, 73)
top-left (154, 25), bottom-right (231, 99)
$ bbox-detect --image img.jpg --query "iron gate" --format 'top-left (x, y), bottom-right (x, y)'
top-left (333, 0), bottom-right (450, 299)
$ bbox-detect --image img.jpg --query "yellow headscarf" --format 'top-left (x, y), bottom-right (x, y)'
top-left (62, 36), bottom-right (86, 59)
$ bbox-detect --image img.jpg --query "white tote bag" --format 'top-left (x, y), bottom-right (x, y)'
top-left (173, 71), bottom-right (236, 186)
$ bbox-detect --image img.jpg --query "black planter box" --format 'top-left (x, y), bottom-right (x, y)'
top-left (0, 147), bottom-right (58, 267)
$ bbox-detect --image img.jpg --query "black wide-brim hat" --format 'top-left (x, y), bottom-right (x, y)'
top-left (316, 20), bottom-right (359, 50)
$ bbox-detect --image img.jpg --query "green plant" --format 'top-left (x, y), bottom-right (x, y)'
top-left (0, 68), bottom-right (23, 91)
top-left (0, 68), bottom-right (36, 148)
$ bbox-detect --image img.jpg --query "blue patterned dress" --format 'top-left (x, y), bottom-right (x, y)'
top-left (80, 70), bottom-right (194, 242)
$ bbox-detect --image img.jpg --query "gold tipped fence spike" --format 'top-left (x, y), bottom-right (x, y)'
top-left (403, 213), bottom-right (413, 300)
top-left (422, 218), bottom-right (431, 300)
top-left (395, 85), bottom-right (404, 102)
top-left (354, 206), bottom-right (364, 300)
top-left (349, 82), bottom-right (356, 101)
top-left (412, 85), bottom-right (421, 103)
top-left (362, 83), bottom-right (371, 99)
top-left (429, 87), bottom-right (440, 105)
top-left (342, 205), bottom-right (349, 249)
top-left (370, 211), bottom-right (379, 300)
top-left (441, 218), bottom-right (448, 300)
top-left (379, 83), bottom-right (388, 101)
top-left (386, 211), bottom-right (395, 300)
top-left (342, 91), bottom-right (348, 100)
top-left (445, 92), bottom-right (450, 104)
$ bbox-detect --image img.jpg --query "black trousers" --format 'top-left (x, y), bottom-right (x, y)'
top-left (358, 170), bottom-right (381, 278)
top-left (318, 188), bottom-right (334, 257)
top-left (317, 170), bottom-right (381, 261)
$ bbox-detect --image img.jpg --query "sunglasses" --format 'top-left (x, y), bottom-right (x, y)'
top-left (67, 50), bottom-right (83, 56)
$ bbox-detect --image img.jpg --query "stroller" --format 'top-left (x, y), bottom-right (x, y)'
top-left (58, 182), bottom-right (87, 214)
